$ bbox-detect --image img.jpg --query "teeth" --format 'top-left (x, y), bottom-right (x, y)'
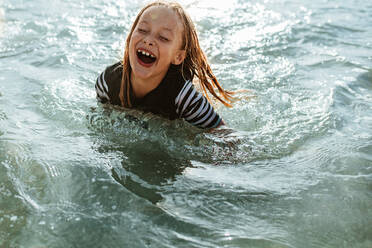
top-left (138, 49), bottom-right (155, 58)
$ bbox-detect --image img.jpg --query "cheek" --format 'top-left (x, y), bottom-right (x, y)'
top-left (158, 45), bottom-right (174, 61)
top-left (128, 47), bottom-right (137, 68)
top-left (129, 32), bottom-right (142, 50)
top-left (128, 36), bottom-right (138, 59)
top-left (131, 33), bottom-right (140, 42)
top-left (128, 35), bottom-right (136, 50)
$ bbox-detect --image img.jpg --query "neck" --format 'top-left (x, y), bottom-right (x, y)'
top-left (130, 69), bottom-right (168, 99)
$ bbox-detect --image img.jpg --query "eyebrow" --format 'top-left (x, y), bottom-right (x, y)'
top-left (139, 20), bottom-right (175, 34)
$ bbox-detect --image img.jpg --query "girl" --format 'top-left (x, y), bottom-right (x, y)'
top-left (95, 0), bottom-right (235, 129)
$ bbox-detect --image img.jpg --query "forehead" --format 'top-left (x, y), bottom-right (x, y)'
top-left (139, 6), bottom-right (183, 31)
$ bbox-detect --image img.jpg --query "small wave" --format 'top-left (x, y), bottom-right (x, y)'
top-left (217, 237), bottom-right (292, 248)
top-left (0, 109), bottom-right (6, 121)
top-left (38, 78), bottom-right (94, 129)
top-left (331, 70), bottom-right (372, 131)
top-left (0, 162), bottom-right (28, 247)
top-left (0, 109), bottom-right (7, 136)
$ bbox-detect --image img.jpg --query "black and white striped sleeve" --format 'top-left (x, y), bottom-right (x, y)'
top-left (95, 70), bottom-right (110, 103)
top-left (175, 81), bottom-right (222, 129)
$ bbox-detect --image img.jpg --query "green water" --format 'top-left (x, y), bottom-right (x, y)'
top-left (0, 0), bottom-right (371, 247)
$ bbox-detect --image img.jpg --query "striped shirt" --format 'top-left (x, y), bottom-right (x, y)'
top-left (95, 62), bottom-right (222, 129)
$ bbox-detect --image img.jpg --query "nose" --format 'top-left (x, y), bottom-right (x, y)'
top-left (143, 40), bottom-right (153, 46)
top-left (143, 36), bottom-right (154, 46)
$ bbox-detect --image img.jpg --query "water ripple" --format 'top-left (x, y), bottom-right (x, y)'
top-left (1, 0), bottom-right (372, 247)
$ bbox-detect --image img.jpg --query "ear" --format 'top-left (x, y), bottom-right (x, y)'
top-left (172, 50), bottom-right (186, 65)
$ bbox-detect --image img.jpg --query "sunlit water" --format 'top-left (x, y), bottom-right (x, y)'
top-left (1, 0), bottom-right (371, 247)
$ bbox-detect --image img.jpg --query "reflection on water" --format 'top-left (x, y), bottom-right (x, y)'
top-left (0, 8), bottom-right (4, 37)
top-left (110, 147), bottom-right (191, 204)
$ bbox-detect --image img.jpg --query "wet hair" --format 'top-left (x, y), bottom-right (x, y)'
top-left (119, 0), bottom-right (235, 107)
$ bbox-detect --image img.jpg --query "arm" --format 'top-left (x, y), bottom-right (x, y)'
top-left (175, 81), bottom-right (224, 129)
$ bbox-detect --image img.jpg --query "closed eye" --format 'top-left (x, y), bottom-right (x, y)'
top-left (138, 28), bottom-right (148, 34)
top-left (159, 36), bottom-right (170, 42)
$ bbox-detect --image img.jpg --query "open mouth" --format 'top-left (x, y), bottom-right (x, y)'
top-left (136, 49), bottom-right (156, 66)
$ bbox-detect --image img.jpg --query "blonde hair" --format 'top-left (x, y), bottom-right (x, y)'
top-left (119, 0), bottom-right (235, 107)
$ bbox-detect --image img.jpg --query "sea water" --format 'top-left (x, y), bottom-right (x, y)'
top-left (0, 0), bottom-right (371, 247)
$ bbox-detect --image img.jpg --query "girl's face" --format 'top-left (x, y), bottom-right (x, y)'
top-left (129, 6), bottom-right (186, 81)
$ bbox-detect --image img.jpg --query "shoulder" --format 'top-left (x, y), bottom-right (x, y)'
top-left (96, 61), bottom-right (122, 85)
top-left (103, 61), bottom-right (123, 82)
top-left (95, 62), bottom-right (122, 104)
top-left (174, 80), bottom-right (196, 109)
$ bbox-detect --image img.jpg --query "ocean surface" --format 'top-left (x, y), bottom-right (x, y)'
top-left (0, 0), bottom-right (371, 247)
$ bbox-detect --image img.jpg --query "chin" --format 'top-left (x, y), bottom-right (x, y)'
top-left (131, 63), bottom-right (152, 79)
